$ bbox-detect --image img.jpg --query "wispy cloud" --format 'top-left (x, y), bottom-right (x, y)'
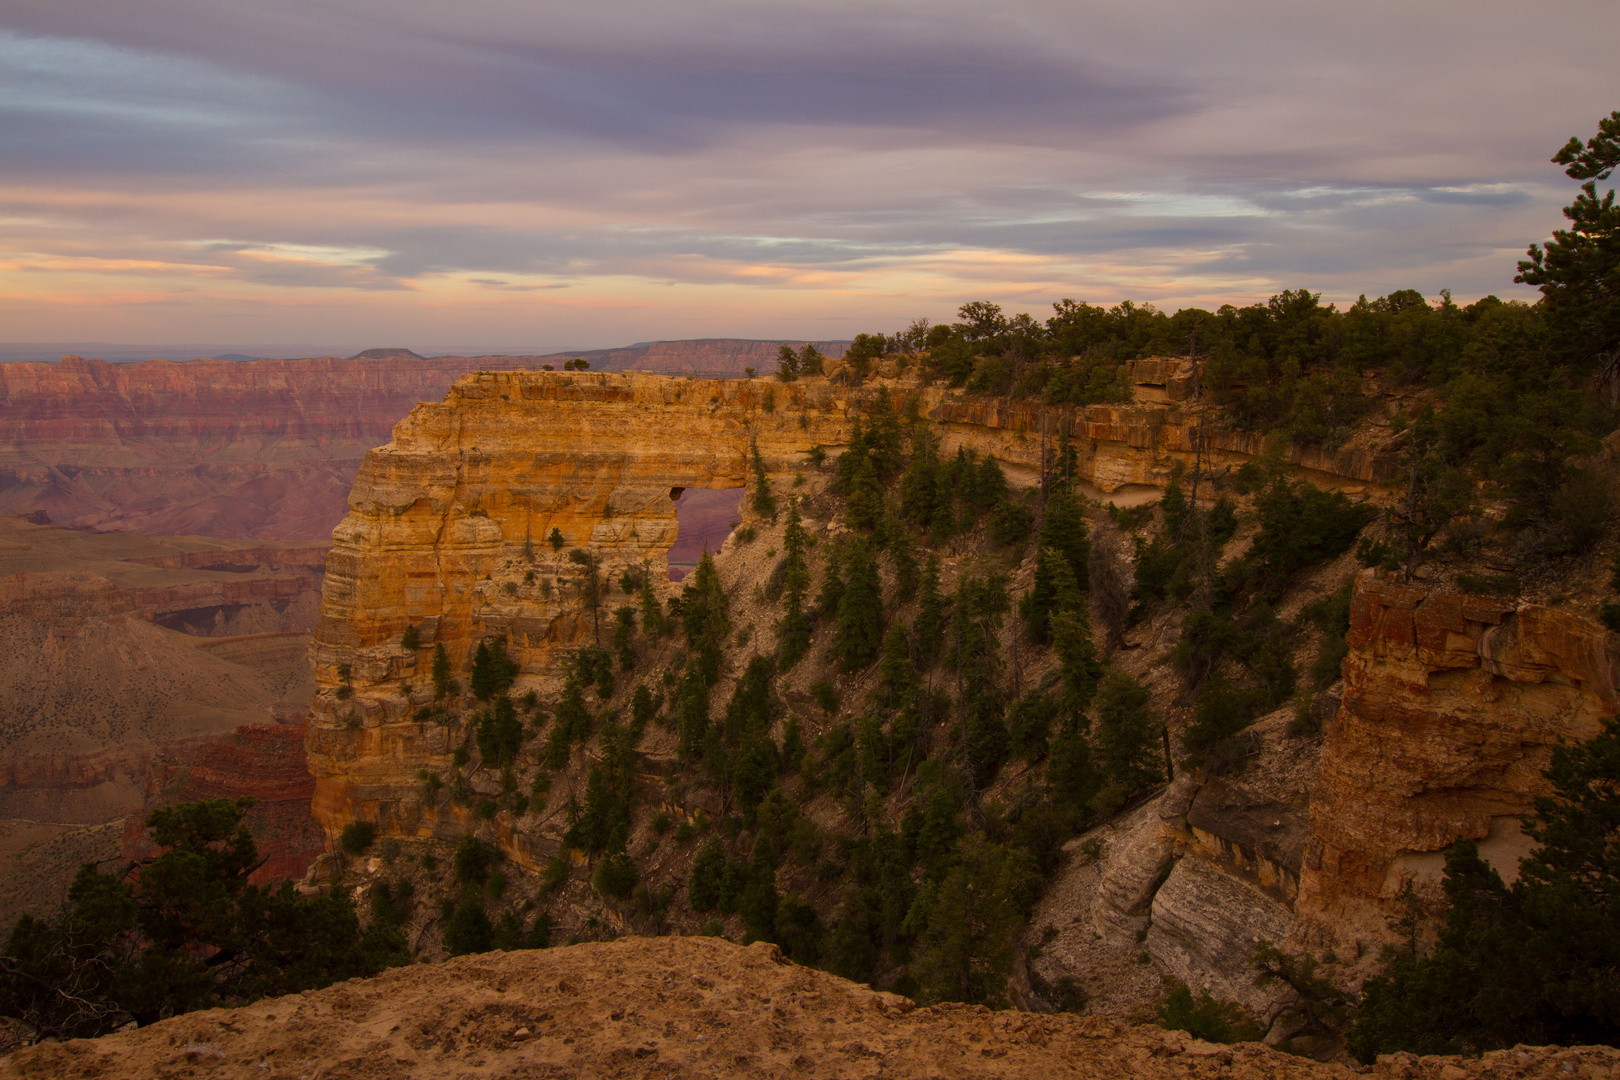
top-left (0, 1), bottom-right (1614, 349)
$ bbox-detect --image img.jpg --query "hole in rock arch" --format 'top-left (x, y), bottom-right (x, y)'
top-left (667, 487), bottom-right (743, 581)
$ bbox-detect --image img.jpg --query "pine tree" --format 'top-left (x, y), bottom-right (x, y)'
top-left (681, 552), bottom-right (729, 685)
top-left (832, 540), bottom-right (884, 672)
top-left (913, 554), bottom-right (947, 668)
top-left (432, 641), bottom-right (454, 700)
top-left (877, 622), bottom-right (919, 711)
top-left (688, 838), bottom-right (728, 912)
top-left (739, 841), bottom-right (781, 945)
top-left (906, 834), bottom-right (1038, 1007)
top-left (887, 519), bottom-right (919, 601)
top-left (775, 344), bottom-right (800, 381)
top-left (817, 539), bottom-right (847, 621)
top-left (900, 426), bottom-right (940, 527)
top-left (1087, 527), bottom-right (1130, 652)
top-left (777, 498), bottom-right (812, 668)
top-left (1092, 671), bottom-right (1162, 810)
top-left (749, 438), bottom-right (777, 519)
top-left (1023, 487), bottom-right (1090, 643)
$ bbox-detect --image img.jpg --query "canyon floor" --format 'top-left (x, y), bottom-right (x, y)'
top-left (4, 937), bottom-right (1616, 1080)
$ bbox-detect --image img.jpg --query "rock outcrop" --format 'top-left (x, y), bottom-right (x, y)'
top-left (1294, 570), bottom-right (1620, 964)
top-left (6, 936), bottom-right (1615, 1079)
top-left (1028, 709), bottom-right (1322, 1022)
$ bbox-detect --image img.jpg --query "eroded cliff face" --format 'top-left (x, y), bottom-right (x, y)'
top-left (306, 368), bottom-right (1402, 843)
top-left (1294, 571), bottom-right (1620, 965)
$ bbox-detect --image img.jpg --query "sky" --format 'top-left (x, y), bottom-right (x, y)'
top-left (2, 1), bottom-right (1616, 354)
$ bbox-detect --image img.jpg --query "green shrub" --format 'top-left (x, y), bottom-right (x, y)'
top-left (339, 820), bottom-right (377, 855)
top-left (593, 853), bottom-right (639, 900)
top-left (810, 680), bottom-right (839, 714)
top-left (1601, 601), bottom-right (1620, 633)
top-left (443, 895), bottom-right (495, 956)
top-left (1156, 982), bottom-right (1262, 1044)
top-left (453, 836), bottom-right (494, 887)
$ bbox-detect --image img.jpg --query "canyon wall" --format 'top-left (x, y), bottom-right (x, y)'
top-left (305, 367), bottom-right (1400, 845)
top-left (1294, 571), bottom-right (1620, 965)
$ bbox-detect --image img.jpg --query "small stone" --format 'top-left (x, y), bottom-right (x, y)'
top-left (512, 1027), bottom-right (530, 1039)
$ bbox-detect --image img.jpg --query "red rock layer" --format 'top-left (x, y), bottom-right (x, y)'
top-left (123, 724), bottom-right (323, 885)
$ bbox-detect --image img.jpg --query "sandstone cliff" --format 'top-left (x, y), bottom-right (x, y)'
top-left (1294, 570), bottom-right (1620, 967)
top-left (0, 346), bottom-right (841, 541)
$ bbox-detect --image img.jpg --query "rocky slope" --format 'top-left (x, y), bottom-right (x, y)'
top-left (3, 936), bottom-right (1614, 1079)
top-left (295, 362), bottom-right (1620, 1044)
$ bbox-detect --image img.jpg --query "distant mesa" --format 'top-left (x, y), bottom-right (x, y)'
top-left (348, 347), bottom-right (427, 361)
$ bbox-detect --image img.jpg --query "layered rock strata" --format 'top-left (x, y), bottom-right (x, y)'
top-left (307, 369), bottom-right (1402, 843)
top-left (1294, 570), bottom-right (1620, 963)
top-left (1028, 710), bottom-right (1321, 1020)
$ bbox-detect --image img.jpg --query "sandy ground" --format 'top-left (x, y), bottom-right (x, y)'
top-left (3, 937), bottom-right (1616, 1080)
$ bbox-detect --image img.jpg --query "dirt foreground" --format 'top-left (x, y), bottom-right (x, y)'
top-left (3, 937), bottom-right (1616, 1079)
